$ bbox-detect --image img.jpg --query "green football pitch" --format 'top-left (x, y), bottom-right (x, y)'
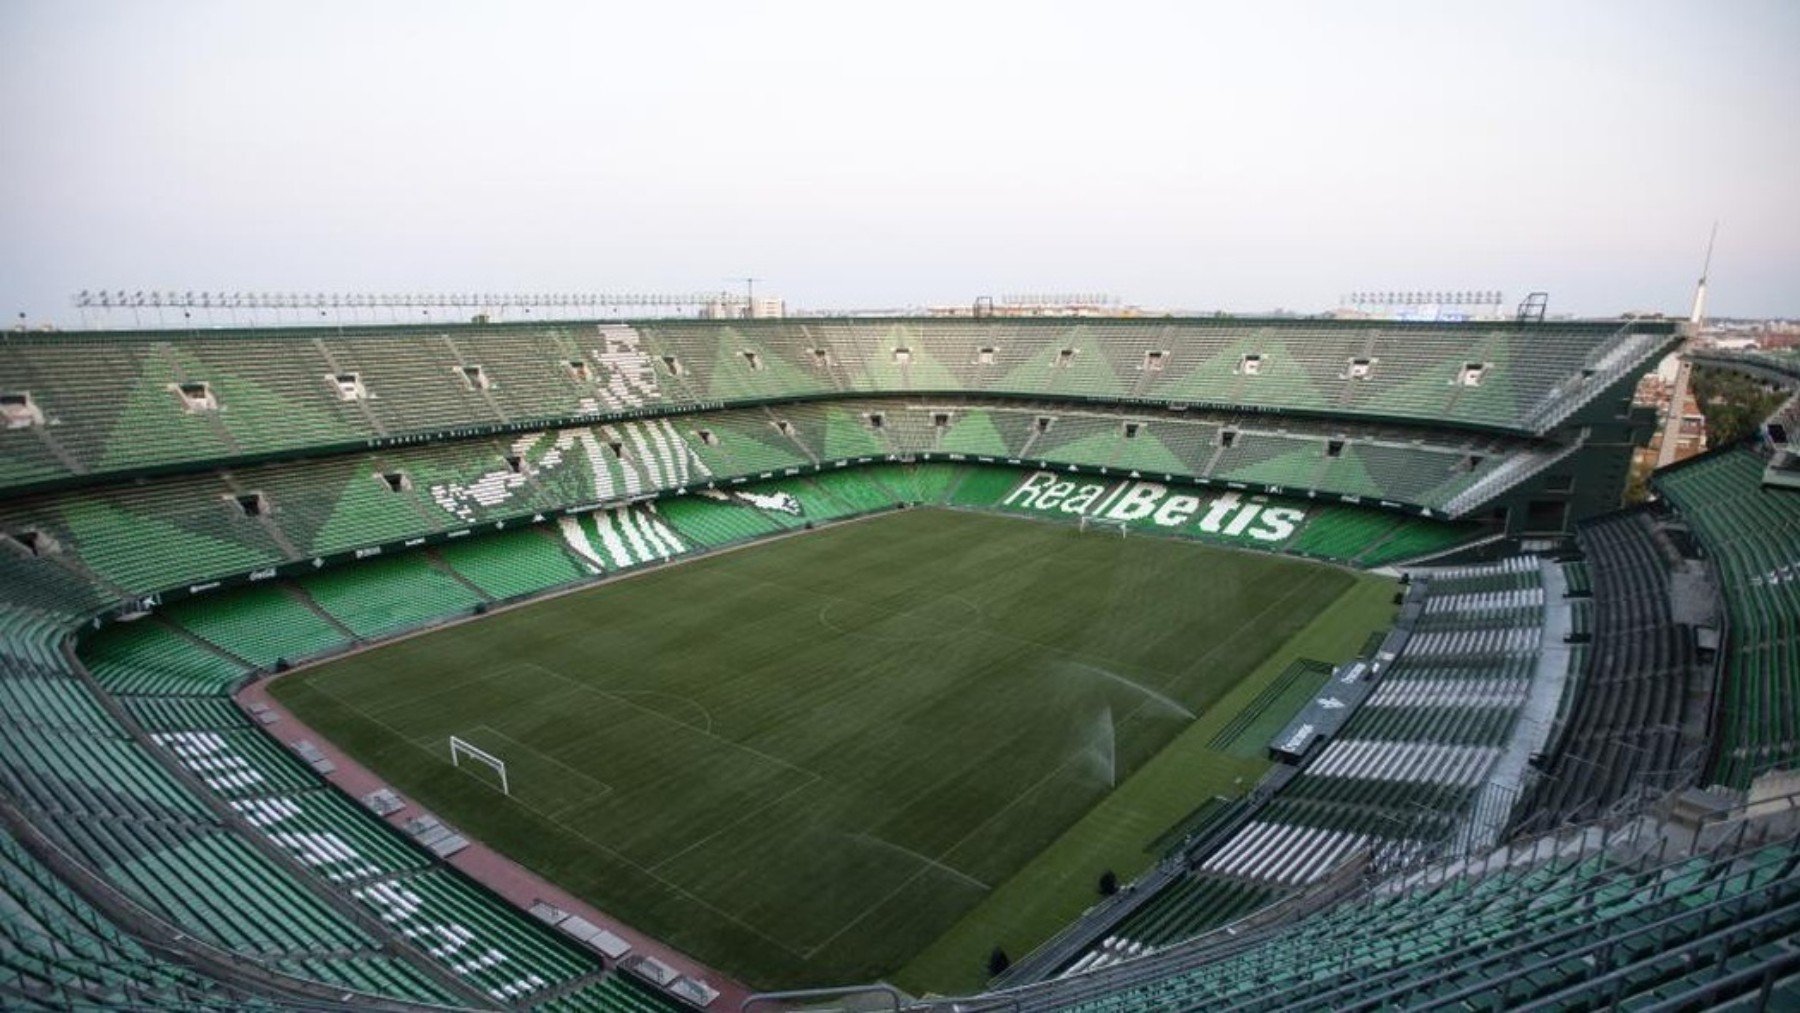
top-left (272, 507), bottom-right (1392, 990)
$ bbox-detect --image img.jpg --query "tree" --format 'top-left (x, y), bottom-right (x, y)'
top-left (1098, 869), bottom-right (1119, 896)
top-left (986, 946), bottom-right (1011, 977)
top-left (1691, 367), bottom-right (1788, 448)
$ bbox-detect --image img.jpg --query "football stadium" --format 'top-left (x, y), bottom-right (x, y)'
top-left (3, 311), bottom-right (1800, 1012)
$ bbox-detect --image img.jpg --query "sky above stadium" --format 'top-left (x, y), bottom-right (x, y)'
top-left (2, 0), bottom-right (1796, 323)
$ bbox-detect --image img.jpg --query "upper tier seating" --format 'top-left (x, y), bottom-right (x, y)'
top-left (0, 317), bottom-right (1675, 490)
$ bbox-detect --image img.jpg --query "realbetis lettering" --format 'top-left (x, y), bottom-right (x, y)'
top-left (1001, 471), bottom-right (1303, 543)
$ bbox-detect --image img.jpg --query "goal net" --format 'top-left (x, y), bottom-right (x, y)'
top-left (1078, 515), bottom-right (1129, 538)
top-left (449, 735), bottom-right (510, 795)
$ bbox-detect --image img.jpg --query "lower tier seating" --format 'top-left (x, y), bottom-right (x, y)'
top-left (1063, 557), bottom-right (1553, 976)
top-left (297, 553), bottom-right (486, 639)
top-left (434, 526), bottom-right (594, 601)
top-left (158, 586), bottom-right (349, 670)
top-left (0, 579), bottom-right (635, 1006)
top-left (0, 826), bottom-right (277, 1009)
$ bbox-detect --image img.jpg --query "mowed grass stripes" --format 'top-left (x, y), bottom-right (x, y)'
top-left (272, 508), bottom-right (1369, 989)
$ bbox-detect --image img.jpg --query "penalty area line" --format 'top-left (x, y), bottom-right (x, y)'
top-left (454, 723), bottom-right (617, 817)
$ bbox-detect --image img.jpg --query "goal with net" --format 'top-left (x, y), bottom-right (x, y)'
top-left (1078, 515), bottom-right (1129, 538)
top-left (449, 735), bottom-right (510, 795)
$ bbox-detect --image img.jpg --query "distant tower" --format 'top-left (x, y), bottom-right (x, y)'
top-left (1690, 221), bottom-right (1718, 325)
top-left (1658, 224), bottom-right (1719, 469)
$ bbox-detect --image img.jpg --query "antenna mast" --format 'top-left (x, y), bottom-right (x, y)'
top-left (1690, 221), bottom-right (1717, 325)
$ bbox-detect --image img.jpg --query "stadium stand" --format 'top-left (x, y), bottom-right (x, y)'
top-left (1657, 446), bottom-right (1800, 787)
top-left (655, 493), bottom-right (787, 550)
top-left (0, 619), bottom-right (472, 1006)
top-left (2, 400), bottom-right (1556, 612)
top-left (1512, 507), bottom-right (1715, 832)
top-left (0, 822), bottom-right (311, 1009)
top-left (7, 450), bottom-right (1510, 654)
top-left (1060, 556), bottom-right (1565, 976)
top-left (0, 318), bottom-right (1676, 492)
top-left (160, 584), bottom-right (351, 669)
top-left (978, 802), bottom-right (1800, 1012)
top-left (297, 553), bottom-right (486, 640)
top-left (0, 526), bottom-right (686, 1008)
top-left (435, 527), bottom-right (595, 601)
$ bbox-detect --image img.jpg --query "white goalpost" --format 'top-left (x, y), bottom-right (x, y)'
top-left (1078, 515), bottom-right (1129, 538)
top-left (449, 735), bottom-right (510, 796)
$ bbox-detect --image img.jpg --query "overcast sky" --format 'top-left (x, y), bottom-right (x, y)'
top-left (2, 0), bottom-right (1795, 324)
